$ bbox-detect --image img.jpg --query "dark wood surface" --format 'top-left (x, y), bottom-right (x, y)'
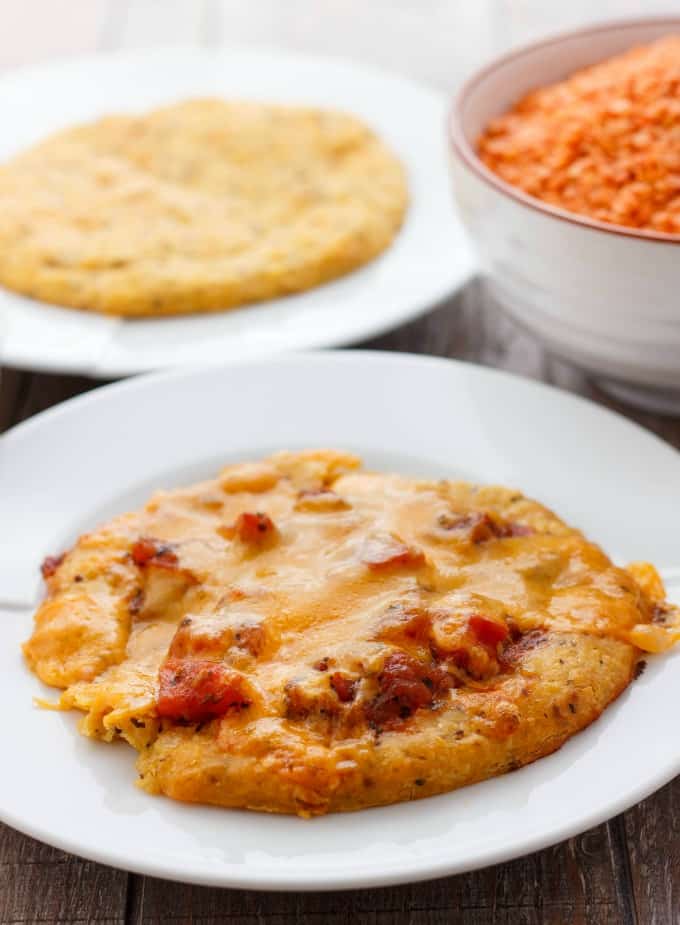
top-left (2, 281), bottom-right (679, 924)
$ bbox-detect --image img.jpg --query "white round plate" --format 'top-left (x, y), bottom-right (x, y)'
top-left (1, 351), bottom-right (679, 890)
top-left (0, 48), bottom-right (474, 378)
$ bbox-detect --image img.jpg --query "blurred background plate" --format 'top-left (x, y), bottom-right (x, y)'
top-left (0, 47), bottom-right (475, 377)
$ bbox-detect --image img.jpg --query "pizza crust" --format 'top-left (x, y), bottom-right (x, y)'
top-left (136, 632), bottom-right (635, 814)
top-left (0, 100), bottom-right (407, 316)
top-left (23, 450), bottom-right (675, 816)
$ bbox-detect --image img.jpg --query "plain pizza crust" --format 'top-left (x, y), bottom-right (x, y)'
top-left (23, 450), bottom-right (678, 815)
top-left (0, 100), bottom-right (407, 316)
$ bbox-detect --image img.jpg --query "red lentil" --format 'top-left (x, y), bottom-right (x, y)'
top-left (477, 36), bottom-right (680, 234)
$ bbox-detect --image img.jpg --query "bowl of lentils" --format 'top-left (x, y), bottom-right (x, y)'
top-left (449, 18), bottom-right (680, 413)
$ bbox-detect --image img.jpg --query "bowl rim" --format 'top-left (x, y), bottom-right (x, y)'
top-left (448, 15), bottom-right (680, 245)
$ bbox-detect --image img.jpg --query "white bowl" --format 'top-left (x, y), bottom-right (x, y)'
top-left (449, 17), bottom-right (680, 414)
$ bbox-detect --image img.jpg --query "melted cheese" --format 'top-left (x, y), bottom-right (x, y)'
top-left (22, 449), bottom-right (679, 814)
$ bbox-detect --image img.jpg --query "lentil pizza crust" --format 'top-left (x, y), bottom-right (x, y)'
top-left (0, 100), bottom-right (407, 316)
top-left (23, 451), bottom-right (679, 816)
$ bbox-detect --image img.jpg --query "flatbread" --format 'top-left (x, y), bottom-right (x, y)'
top-left (23, 450), bottom-right (679, 816)
top-left (0, 100), bottom-right (407, 316)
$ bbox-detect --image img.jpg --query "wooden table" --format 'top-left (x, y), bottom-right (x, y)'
top-left (2, 2), bottom-right (679, 922)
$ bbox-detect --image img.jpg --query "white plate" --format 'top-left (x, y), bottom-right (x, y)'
top-left (0, 48), bottom-right (474, 377)
top-left (1, 351), bottom-right (679, 890)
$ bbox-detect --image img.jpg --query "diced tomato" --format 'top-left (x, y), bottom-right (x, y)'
top-left (437, 512), bottom-right (498, 542)
top-left (468, 614), bottom-right (509, 647)
top-left (437, 512), bottom-right (533, 543)
top-left (233, 512), bottom-right (276, 544)
top-left (365, 652), bottom-right (453, 728)
top-left (157, 656), bottom-right (251, 723)
top-left (131, 537), bottom-right (179, 569)
top-left (41, 553), bottom-right (65, 580)
top-left (366, 652), bottom-right (432, 727)
top-left (361, 535), bottom-right (425, 571)
top-left (330, 672), bottom-right (357, 703)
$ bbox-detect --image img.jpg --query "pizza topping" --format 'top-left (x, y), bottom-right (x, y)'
top-left (295, 488), bottom-right (351, 513)
top-left (438, 512), bottom-right (498, 542)
top-left (468, 614), bottom-right (509, 648)
top-left (169, 617), bottom-right (228, 659)
top-left (629, 622), bottom-right (680, 654)
top-left (24, 449), bottom-right (680, 817)
top-left (41, 553), bottom-right (65, 580)
top-left (330, 672), bottom-right (357, 703)
top-left (436, 512), bottom-right (533, 543)
top-left (284, 678), bottom-right (341, 720)
top-left (169, 613), bottom-right (267, 661)
top-left (222, 511), bottom-right (277, 545)
top-left (430, 605), bottom-right (508, 681)
top-left (375, 602), bottom-right (431, 647)
top-left (375, 596), bottom-right (512, 681)
top-left (131, 537), bottom-right (179, 569)
top-left (626, 561), bottom-right (666, 603)
top-left (157, 657), bottom-right (251, 723)
top-left (361, 534), bottom-right (425, 571)
top-left (271, 449), bottom-right (361, 491)
top-left (129, 539), bottom-right (197, 620)
top-left (233, 622), bottom-right (267, 657)
top-left (365, 652), bottom-right (453, 729)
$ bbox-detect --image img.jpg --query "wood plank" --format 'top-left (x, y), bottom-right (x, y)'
top-left (0, 371), bottom-right (103, 431)
top-left (624, 778), bottom-right (680, 925)
top-left (0, 823), bottom-right (127, 924)
top-left (0, 367), bottom-right (29, 432)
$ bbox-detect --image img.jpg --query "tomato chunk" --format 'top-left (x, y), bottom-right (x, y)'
top-left (361, 535), bottom-right (425, 571)
top-left (330, 672), bottom-right (357, 703)
top-left (365, 652), bottom-right (452, 728)
top-left (233, 512), bottom-right (276, 544)
top-left (468, 614), bottom-right (509, 647)
top-left (41, 553), bottom-right (65, 580)
top-left (437, 512), bottom-right (533, 543)
top-left (131, 537), bottom-right (179, 569)
top-left (157, 656), bottom-right (251, 723)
